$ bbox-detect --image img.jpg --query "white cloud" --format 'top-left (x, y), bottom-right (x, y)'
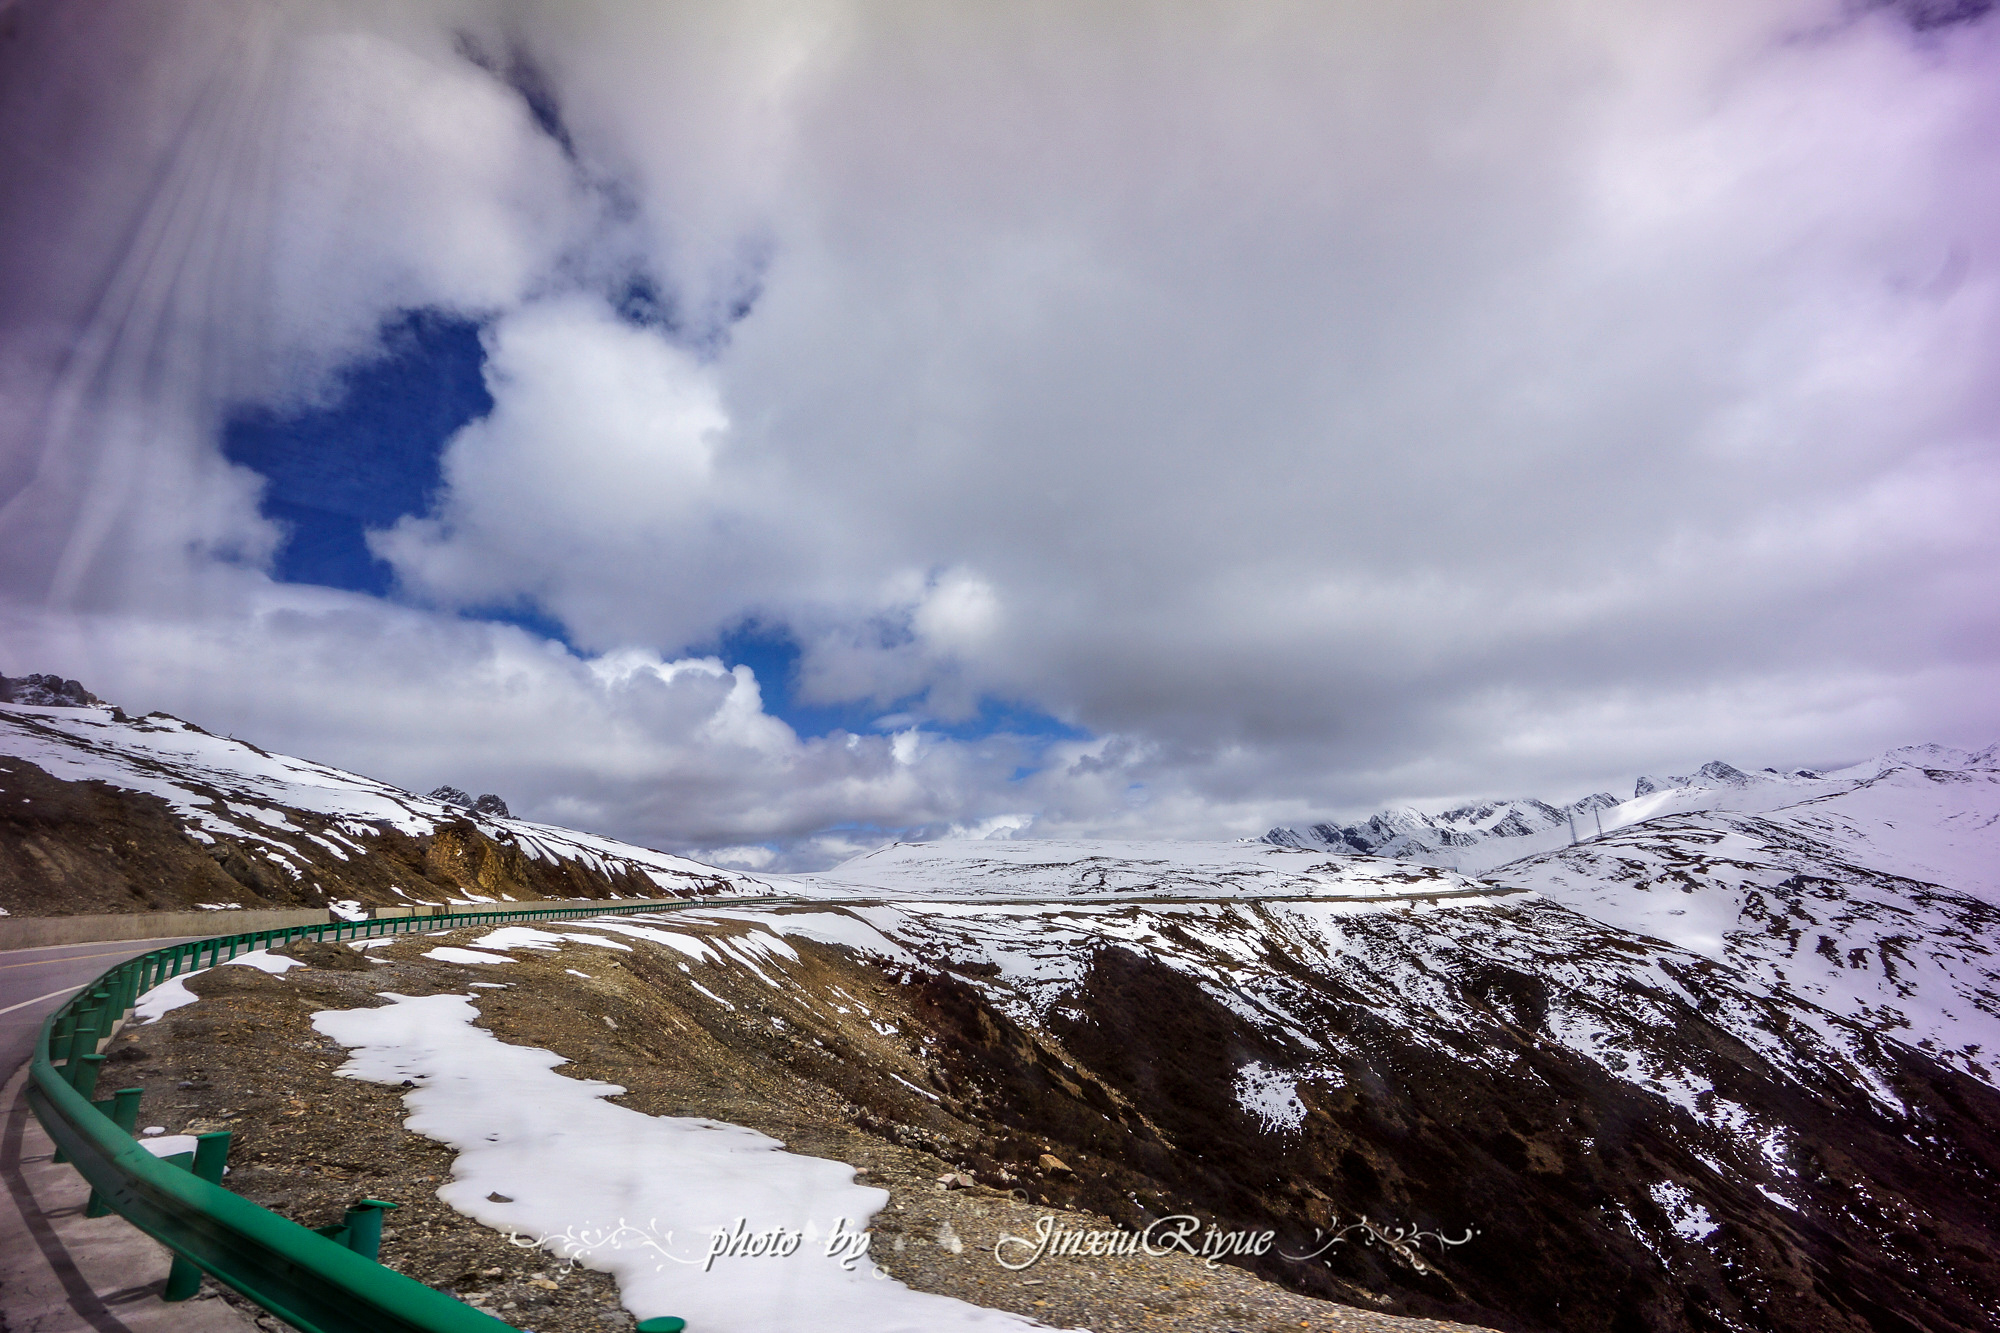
top-left (264, 25), bottom-right (588, 374)
top-left (371, 296), bottom-right (740, 634)
top-left (3, 0), bottom-right (1998, 859)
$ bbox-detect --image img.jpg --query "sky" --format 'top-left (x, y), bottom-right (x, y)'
top-left (2, 0), bottom-right (1997, 870)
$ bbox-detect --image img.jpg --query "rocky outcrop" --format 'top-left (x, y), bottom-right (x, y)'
top-left (428, 786), bottom-right (510, 818)
top-left (0, 672), bottom-right (102, 707)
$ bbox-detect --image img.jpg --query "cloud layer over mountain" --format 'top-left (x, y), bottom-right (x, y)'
top-left (3, 0), bottom-right (1997, 865)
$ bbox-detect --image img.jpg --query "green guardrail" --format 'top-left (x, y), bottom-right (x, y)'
top-left (28, 900), bottom-right (694, 1333)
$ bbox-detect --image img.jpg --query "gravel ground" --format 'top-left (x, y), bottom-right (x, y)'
top-left (116, 927), bottom-right (1498, 1333)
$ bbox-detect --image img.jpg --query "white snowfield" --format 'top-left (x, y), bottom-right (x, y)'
top-left (1487, 760), bottom-right (2000, 1085)
top-left (775, 837), bottom-right (1499, 901)
top-left (0, 703), bottom-right (766, 899)
top-left (313, 993), bottom-right (1040, 1333)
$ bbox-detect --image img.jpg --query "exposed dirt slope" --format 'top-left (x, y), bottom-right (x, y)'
top-left (121, 931), bottom-right (1495, 1333)
top-left (0, 755), bottom-right (680, 915)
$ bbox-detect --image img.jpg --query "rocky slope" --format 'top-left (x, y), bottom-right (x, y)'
top-left (0, 700), bottom-right (761, 916)
top-left (132, 875), bottom-right (2000, 1333)
top-left (127, 919), bottom-right (1502, 1333)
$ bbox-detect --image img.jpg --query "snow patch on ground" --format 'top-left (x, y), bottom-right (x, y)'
top-left (1233, 1062), bottom-right (1308, 1133)
top-left (311, 993), bottom-right (1038, 1332)
top-left (132, 951), bottom-right (301, 1022)
top-left (138, 1135), bottom-right (201, 1159)
top-left (423, 947), bottom-right (515, 966)
top-left (1649, 1181), bottom-right (1719, 1241)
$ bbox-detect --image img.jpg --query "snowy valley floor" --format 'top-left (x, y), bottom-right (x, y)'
top-left (120, 926), bottom-right (1498, 1333)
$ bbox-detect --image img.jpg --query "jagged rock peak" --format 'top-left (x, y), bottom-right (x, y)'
top-left (427, 787), bottom-right (508, 817)
top-left (0, 672), bottom-right (102, 708)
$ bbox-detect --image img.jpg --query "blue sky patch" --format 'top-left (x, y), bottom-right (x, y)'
top-left (705, 622), bottom-right (1085, 745)
top-left (223, 310), bottom-right (491, 596)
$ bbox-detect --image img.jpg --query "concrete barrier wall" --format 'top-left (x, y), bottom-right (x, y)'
top-left (0, 908), bottom-right (331, 951)
top-left (469, 898), bottom-right (684, 913)
top-left (0, 898), bottom-right (687, 950)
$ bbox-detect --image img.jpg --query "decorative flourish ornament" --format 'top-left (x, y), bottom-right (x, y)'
top-left (1279, 1216), bottom-right (1477, 1275)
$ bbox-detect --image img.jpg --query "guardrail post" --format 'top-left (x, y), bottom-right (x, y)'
top-left (162, 1130), bottom-right (234, 1301)
top-left (192, 1130), bottom-right (231, 1185)
top-left (54, 1055), bottom-right (107, 1164)
top-left (161, 1144), bottom-right (201, 1300)
top-left (71, 1054), bottom-right (106, 1101)
top-left (59, 1005), bottom-right (97, 1075)
top-left (320, 1199), bottom-right (399, 1261)
top-left (84, 1087), bottom-right (144, 1217)
top-left (84, 996), bottom-right (109, 1049)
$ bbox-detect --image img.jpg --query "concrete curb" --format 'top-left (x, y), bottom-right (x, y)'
top-left (0, 1061), bottom-right (261, 1332)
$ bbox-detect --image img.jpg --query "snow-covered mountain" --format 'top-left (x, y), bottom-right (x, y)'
top-left (0, 700), bottom-right (764, 915)
top-left (1266, 743), bottom-right (2000, 1088)
top-left (741, 885), bottom-right (2000, 1331)
top-left (283, 851), bottom-right (2000, 1333)
top-left (1266, 743), bottom-right (2000, 877)
top-left (1264, 791), bottom-right (1624, 867)
top-left (1487, 763), bottom-right (2000, 1086)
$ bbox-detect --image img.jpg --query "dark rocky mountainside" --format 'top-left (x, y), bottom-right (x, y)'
top-left (0, 672), bottom-right (101, 707)
top-left (0, 754), bottom-right (667, 915)
top-left (0, 701), bottom-right (758, 916)
top-left (135, 893), bottom-right (2000, 1333)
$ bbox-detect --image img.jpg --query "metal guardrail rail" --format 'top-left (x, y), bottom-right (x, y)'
top-left (27, 901), bottom-right (695, 1333)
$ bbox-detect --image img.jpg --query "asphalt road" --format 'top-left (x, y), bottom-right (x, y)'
top-left (0, 939), bottom-right (205, 1084)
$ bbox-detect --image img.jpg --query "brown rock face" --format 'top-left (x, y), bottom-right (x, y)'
top-left (0, 757), bottom-right (678, 916)
top-left (0, 756), bottom-right (283, 913)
